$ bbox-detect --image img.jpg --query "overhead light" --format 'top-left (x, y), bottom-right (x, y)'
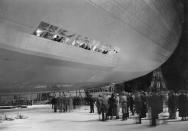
top-left (35, 29), bottom-right (43, 37)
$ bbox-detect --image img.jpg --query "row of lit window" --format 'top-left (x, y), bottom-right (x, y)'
top-left (33, 21), bottom-right (120, 55)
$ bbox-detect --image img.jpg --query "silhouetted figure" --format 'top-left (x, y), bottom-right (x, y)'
top-left (120, 92), bottom-right (128, 120)
top-left (134, 92), bottom-right (143, 124)
top-left (115, 94), bottom-right (120, 119)
top-left (149, 92), bottom-right (163, 126)
top-left (52, 97), bottom-right (58, 112)
top-left (68, 96), bottom-right (73, 112)
top-left (168, 91), bottom-right (177, 119)
top-left (141, 92), bottom-right (147, 118)
top-left (96, 94), bottom-right (109, 121)
top-left (64, 97), bottom-right (69, 112)
top-left (58, 96), bottom-right (64, 112)
top-left (186, 93), bottom-right (188, 120)
top-left (178, 91), bottom-right (187, 121)
top-left (51, 97), bottom-right (56, 109)
top-left (108, 93), bottom-right (117, 119)
top-left (129, 93), bottom-right (135, 115)
top-left (89, 95), bottom-right (95, 113)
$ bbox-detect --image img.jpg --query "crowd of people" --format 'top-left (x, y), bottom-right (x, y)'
top-left (86, 90), bottom-right (188, 126)
top-left (49, 90), bottom-right (188, 127)
top-left (51, 95), bottom-right (85, 113)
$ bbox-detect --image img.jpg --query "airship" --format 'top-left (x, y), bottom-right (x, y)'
top-left (0, 0), bottom-right (183, 93)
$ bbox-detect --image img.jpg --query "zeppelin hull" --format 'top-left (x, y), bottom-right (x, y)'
top-left (0, 0), bottom-right (183, 92)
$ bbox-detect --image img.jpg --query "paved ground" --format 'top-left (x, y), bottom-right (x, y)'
top-left (0, 105), bottom-right (188, 131)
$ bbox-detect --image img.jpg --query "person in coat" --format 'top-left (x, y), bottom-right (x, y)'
top-left (134, 92), bottom-right (143, 124)
top-left (115, 94), bottom-right (120, 119)
top-left (168, 91), bottom-right (177, 119)
top-left (52, 97), bottom-right (58, 112)
top-left (89, 95), bottom-right (95, 113)
top-left (51, 96), bottom-right (56, 109)
top-left (68, 95), bottom-right (73, 112)
top-left (120, 91), bottom-right (128, 120)
top-left (129, 93), bottom-right (135, 116)
top-left (108, 93), bottom-right (117, 119)
top-left (186, 92), bottom-right (188, 120)
top-left (141, 92), bottom-right (147, 118)
top-left (178, 91), bottom-right (187, 121)
top-left (96, 94), bottom-right (109, 121)
top-left (149, 91), bottom-right (163, 126)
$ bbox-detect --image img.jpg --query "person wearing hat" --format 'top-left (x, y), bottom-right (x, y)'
top-left (108, 93), bottom-right (117, 119)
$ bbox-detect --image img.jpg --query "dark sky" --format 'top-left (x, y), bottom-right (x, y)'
top-left (161, 0), bottom-right (187, 91)
top-left (124, 0), bottom-right (187, 92)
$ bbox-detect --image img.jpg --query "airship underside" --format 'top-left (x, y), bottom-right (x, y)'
top-left (0, 0), bottom-right (183, 93)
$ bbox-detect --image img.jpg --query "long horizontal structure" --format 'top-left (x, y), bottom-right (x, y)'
top-left (33, 21), bottom-right (120, 55)
top-left (0, 0), bottom-right (183, 94)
